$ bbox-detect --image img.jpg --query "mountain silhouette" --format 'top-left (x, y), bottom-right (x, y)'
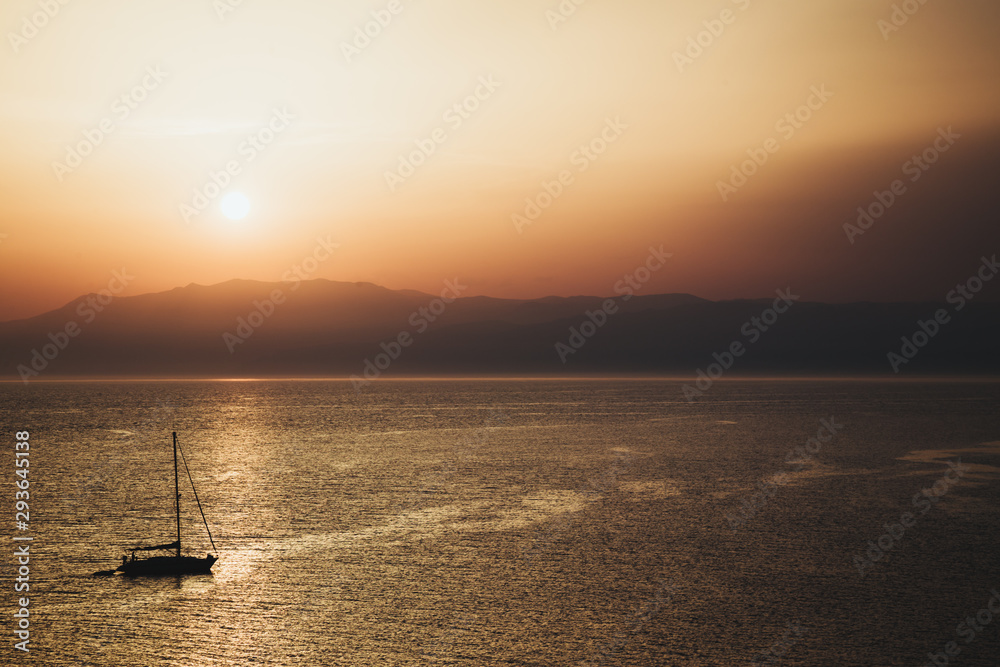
top-left (1, 279), bottom-right (997, 380)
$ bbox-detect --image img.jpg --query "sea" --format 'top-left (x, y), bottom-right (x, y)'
top-left (1, 379), bottom-right (999, 666)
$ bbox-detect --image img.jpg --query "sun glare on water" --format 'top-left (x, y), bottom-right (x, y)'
top-left (220, 192), bottom-right (251, 220)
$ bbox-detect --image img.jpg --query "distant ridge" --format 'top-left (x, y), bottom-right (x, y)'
top-left (0, 279), bottom-right (997, 379)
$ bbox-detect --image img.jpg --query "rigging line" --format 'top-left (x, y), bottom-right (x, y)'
top-left (175, 437), bottom-right (219, 554)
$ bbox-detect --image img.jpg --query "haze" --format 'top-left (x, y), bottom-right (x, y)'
top-left (1, 0), bottom-right (998, 321)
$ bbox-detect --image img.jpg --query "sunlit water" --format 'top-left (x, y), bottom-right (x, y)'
top-left (2, 379), bottom-right (999, 665)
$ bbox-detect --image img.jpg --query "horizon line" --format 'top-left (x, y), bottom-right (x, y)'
top-left (6, 275), bottom-right (999, 325)
top-left (3, 375), bottom-right (1000, 384)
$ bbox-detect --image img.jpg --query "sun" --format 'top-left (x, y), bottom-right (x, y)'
top-left (220, 192), bottom-right (251, 220)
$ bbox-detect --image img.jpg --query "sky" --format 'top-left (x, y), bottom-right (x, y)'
top-left (1, 0), bottom-right (998, 321)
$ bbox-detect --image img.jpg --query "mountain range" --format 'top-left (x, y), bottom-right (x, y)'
top-left (1, 279), bottom-right (997, 381)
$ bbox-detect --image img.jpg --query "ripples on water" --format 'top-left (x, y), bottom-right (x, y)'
top-left (2, 379), bottom-right (999, 665)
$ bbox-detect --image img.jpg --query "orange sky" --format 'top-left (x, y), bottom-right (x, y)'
top-left (1, 0), bottom-right (999, 321)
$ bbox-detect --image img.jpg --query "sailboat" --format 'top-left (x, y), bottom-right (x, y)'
top-left (115, 432), bottom-right (218, 576)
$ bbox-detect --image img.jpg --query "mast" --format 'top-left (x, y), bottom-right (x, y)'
top-left (173, 432), bottom-right (181, 558)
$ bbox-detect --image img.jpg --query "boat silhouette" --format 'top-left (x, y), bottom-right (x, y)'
top-left (113, 432), bottom-right (218, 577)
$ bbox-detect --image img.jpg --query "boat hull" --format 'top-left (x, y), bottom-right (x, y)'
top-left (117, 555), bottom-right (217, 577)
